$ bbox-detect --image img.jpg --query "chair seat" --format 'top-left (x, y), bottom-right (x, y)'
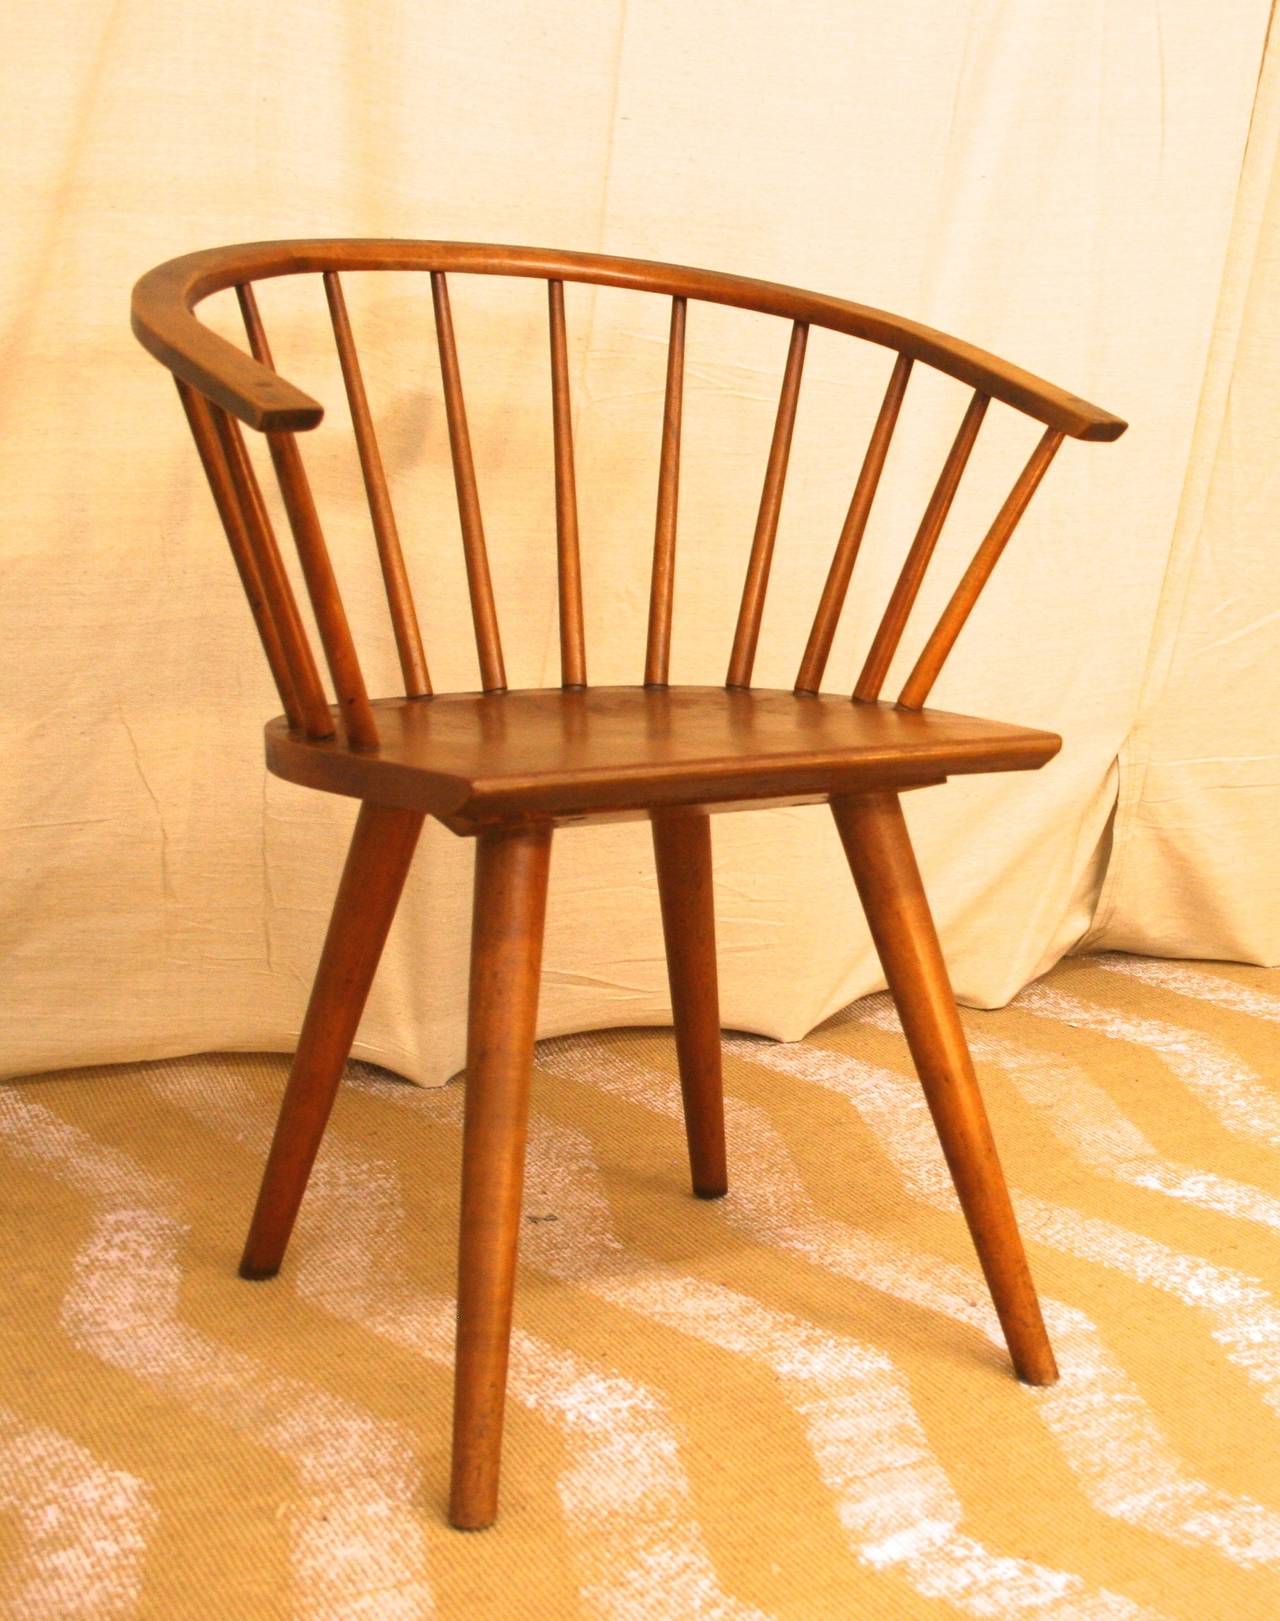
top-left (265, 686), bottom-right (1060, 832)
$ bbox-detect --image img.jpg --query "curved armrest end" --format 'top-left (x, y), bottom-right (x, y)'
top-left (131, 255), bottom-right (324, 432)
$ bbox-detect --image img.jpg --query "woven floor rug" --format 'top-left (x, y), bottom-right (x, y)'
top-left (3, 952), bottom-right (1280, 1618)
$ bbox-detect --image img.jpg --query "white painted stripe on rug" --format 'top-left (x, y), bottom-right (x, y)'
top-left (0, 1088), bottom-right (434, 1620)
top-left (1012, 983), bottom-right (1280, 1147)
top-left (152, 1062), bottom-right (770, 1621)
top-left (1092, 955), bottom-right (1280, 1022)
top-left (856, 995), bottom-right (1280, 1236)
top-left (0, 1406), bottom-right (153, 1618)
top-left (544, 1033), bottom-right (1280, 1570)
top-left (357, 1042), bottom-right (1147, 1621)
top-left (350, 1060), bottom-right (1155, 1615)
top-left (730, 1031), bottom-right (1280, 1505)
top-left (512, 1104), bottom-right (1153, 1619)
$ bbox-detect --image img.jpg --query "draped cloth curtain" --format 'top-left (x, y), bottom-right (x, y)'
top-left (2, 0), bottom-right (1276, 1087)
top-left (1089, 11), bottom-right (1280, 965)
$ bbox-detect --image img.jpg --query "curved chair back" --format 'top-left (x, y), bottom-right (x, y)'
top-left (132, 241), bottom-right (1126, 748)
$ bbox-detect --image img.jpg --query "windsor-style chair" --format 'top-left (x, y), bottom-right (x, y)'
top-left (132, 240), bottom-right (1126, 1530)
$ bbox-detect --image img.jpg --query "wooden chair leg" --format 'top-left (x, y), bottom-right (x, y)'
top-left (239, 802), bottom-right (424, 1280)
top-left (651, 809), bottom-right (728, 1198)
top-left (450, 823), bottom-right (553, 1530)
top-left (830, 791), bottom-right (1058, 1385)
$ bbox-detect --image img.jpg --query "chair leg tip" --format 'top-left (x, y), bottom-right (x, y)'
top-left (1014, 1349), bottom-right (1059, 1386)
top-left (238, 1257), bottom-right (281, 1282)
top-left (448, 1488), bottom-right (498, 1532)
top-left (693, 1182), bottom-right (728, 1200)
top-left (448, 1513), bottom-right (495, 1533)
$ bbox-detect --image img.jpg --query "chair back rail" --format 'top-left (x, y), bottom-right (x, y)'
top-left (897, 426), bottom-right (1064, 710)
top-left (853, 387), bottom-right (989, 703)
top-left (323, 271), bottom-right (432, 697)
top-left (236, 283), bottom-right (379, 747)
top-left (430, 272), bottom-right (507, 694)
top-left (132, 241), bottom-right (1126, 744)
top-left (547, 279), bottom-right (587, 688)
top-left (206, 394), bottom-right (334, 738)
top-left (175, 378), bottom-right (304, 729)
top-left (727, 319), bottom-right (808, 690)
top-left (793, 350), bottom-right (912, 696)
top-left (644, 296), bottom-right (687, 687)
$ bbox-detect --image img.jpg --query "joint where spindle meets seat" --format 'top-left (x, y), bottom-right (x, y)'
top-left (132, 237), bottom-right (1126, 1531)
top-left (432, 271), bottom-right (507, 695)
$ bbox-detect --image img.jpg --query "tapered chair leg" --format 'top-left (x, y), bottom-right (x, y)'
top-left (239, 802), bottom-right (424, 1280)
top-left (450, 823), bottom-right (553, 1530)
top-left (651, 809), bottom-right (728, 1198)
top-left (830, 791), bottom-right (1058, 1385)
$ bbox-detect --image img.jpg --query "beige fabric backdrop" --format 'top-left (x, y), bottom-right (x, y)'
top-left (2, 0), bottom-right (1275, 1087)
top-left (1090, 13), bottom-right (1280, 966)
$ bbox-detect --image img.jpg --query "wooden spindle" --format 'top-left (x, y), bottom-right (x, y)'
top-left (323, 271), bottom-right (431, 697)
top-left (898, 427), bottom-right (1064, 709)
top-left (853, 387), bottom-right (989, 703)
top-left (177, 379), bottom-right (303, 728)
top-left (726, 320), bottom-right (808, 689)
top-left (430, 272), bottom-right (507, 694)
top-left (794, 352), bottom-right (912, 695)
top-left (236, 283), bottom-right (380, 749)
top-left (211, 405), bottom-right (334, 740)
top-left (645, 296), bottom-right (686, 687)
top-left (548, 280), bottom-right (586, 688)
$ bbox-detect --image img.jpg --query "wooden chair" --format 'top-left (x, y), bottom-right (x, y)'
top-left (132, 240), bottom-right (1126, 1529)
